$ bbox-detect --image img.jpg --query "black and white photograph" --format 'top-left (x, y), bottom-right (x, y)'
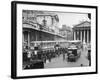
top-left (22, 10), bottom-right (91, 69)
top-left (11, 1), bottom-right (97, 79)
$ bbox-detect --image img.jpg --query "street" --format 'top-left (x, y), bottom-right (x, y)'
top-left (44, 49), bottom-right (89, 68)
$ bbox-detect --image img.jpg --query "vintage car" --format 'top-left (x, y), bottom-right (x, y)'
top-left (67, 45), bottom-right (81, 62)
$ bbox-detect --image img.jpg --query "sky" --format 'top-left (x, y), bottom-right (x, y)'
top-left (24, 10), bottom-right (90, 28)
top-left (56, 12), bottom-right (90, 28)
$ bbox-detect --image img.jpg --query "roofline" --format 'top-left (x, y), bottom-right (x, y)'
top-left (73, 21), bottom-right (91, 28)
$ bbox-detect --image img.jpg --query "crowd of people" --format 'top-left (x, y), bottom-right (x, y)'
top-left (23, 43), bottom-right (91, 69)
top-left (23, 47), bottom-right (68, 64)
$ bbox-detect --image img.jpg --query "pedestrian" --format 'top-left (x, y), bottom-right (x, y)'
top-left (28, 51), bottom-right (33, 61)
top-left (88, 50), bottom-right (91, 66)
top-left (80, 64), bottom-right (83, 67)
top-left (48, 50), bottom-right (51, 62)
top-left (43, 54), bottom-right (46, 63)
top-left (63, 53), bottom-right (65, 61)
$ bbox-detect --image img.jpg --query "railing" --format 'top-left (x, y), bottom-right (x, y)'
top-left (23, 20), bottom-right (64, 36)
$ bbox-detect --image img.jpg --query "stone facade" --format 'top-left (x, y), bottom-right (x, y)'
top-left (22, 10), bottom-right (65, 47)
top-left (73, 21), bottom-right (91, 43)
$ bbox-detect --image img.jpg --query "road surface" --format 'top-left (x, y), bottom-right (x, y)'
top-left (44, 49), bottom-right (89, 68)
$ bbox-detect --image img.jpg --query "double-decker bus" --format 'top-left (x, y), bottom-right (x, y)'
top-left (67, 40), bottom-right (82, 62)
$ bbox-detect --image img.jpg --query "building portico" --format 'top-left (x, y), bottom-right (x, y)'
top-left (73, 21), bottom-right (91, 44)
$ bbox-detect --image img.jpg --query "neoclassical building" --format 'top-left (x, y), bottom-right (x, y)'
top-left (22, 10), bottom-right (66, 48)
top-left (73, 21), bottom-right (91, 44)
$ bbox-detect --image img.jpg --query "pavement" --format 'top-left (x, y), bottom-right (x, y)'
top-left (44, 49), bottom-right (89, 68)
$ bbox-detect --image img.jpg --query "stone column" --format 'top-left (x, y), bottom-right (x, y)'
top-left (79, 30), bottom-right (80, 40)
top-left (74, 31), bottom-right (76, 40)
top-left (76, 31), bottom-right (77, 40)
top-left (87, 30), bottom-right (89, 43)
top-left (35, 31), bottom-right (37, 41)
top-left (28, 31), bottom-right (30, 48)
top-left (80, 30), bottom-right (82, 41)
top-left (77, 31), bottom-right (79, 40)
top-left (77, 30), bottom-right (80, 40)
top-left (84, 30), bottom-right (85, 43)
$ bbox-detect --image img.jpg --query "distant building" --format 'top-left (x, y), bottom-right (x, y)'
top-left (73, 21), bottom-right (91, 43)
top-left (59, 25), bottom-right (73, 40)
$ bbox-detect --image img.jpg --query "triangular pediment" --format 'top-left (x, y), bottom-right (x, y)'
top-left (74, 21), bottom-right (91, 28)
